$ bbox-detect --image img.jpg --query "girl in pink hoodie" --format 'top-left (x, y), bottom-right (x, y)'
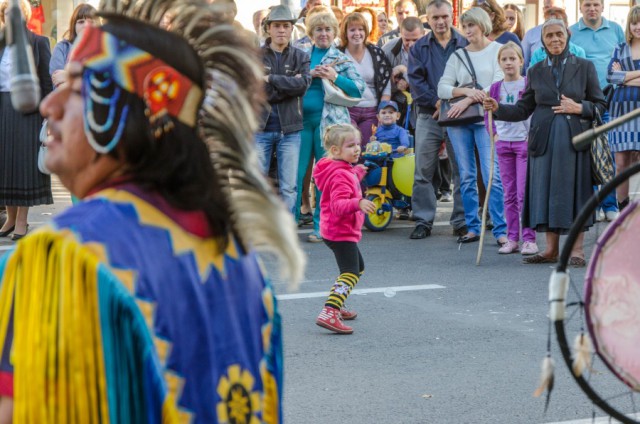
top-left (313, 124), bottom-right (376, 334)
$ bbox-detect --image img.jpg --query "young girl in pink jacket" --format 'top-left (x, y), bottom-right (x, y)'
top-left (313, 124), bottom-right (376, 334)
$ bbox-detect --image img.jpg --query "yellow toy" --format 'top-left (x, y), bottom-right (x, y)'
top-left (362, 138), bottom-right (415, 231)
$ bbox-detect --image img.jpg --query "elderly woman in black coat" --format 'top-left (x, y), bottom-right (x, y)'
top-left (484, 19), bottom-right (606, 266)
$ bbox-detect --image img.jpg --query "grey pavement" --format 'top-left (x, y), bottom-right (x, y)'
top-left (271, 206), bottom-right (633, 424)
top-left (1, 184), bottom-right (635, 424)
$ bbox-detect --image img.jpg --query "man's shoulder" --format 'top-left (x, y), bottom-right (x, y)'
top-left (381, 37), bottom-right (401, 55)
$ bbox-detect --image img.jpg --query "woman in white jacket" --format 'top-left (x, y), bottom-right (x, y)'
top-left (437, 7), bottom-right (507, 245)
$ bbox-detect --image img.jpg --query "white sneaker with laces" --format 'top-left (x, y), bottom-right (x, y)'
top-left (596, 210), bottom-right (605, 222)
top-left (521, 241), bottom-right (539, 256)
top-left (498, 240), bottom-right (519, 254)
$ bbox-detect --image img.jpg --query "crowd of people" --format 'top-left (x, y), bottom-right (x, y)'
top-left (0, 0), bottom-right (636, 416)
top-left (254, 0), bottom-right (638, 261)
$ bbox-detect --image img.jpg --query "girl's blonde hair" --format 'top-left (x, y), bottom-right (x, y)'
top-left (323, 124), bottom-right (361, 152)
top-left (498, 41), bottom-right (524, 69)
top-left (626, 6), bottom-right (640, 43)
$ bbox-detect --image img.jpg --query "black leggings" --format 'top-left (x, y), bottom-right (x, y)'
top-left (323, 240), bottom-right (365, 275)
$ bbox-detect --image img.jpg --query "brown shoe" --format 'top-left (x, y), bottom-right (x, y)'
top-left (569, 257), bottom-right (586, 267)
top-left (522, 254), bottom-right (558, 264)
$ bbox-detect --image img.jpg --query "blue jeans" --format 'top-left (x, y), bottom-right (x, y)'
top-left (255, 131), bottom-right (301, 215)
top-left (447, 124), bottom-right (507, 238)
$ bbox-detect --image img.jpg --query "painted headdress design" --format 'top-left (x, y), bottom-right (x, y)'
top-left (71, 0), bottom-right (304, 286)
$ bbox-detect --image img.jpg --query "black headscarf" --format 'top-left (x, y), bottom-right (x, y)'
top-left (541, 19), bottom-right (571, 89)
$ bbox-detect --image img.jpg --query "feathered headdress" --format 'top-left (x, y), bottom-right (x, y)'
top-left (88, 0), bottom-right (305, 287)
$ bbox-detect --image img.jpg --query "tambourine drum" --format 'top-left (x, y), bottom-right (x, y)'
top-left (584, 200), bottom-right (640, 391)
top-left (391, 154), bottom-right (415, 197)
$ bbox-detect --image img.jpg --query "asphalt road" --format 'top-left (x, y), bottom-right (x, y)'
top-left (2, 183), bottom-right (634, 424)
top-left (272, 210), bottom-right (632, 424)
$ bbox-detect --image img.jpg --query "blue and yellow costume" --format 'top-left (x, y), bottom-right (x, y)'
top-left (0, 1), bottom-right (305, 422)
top-left (0, 183), bottom-right (283, 423)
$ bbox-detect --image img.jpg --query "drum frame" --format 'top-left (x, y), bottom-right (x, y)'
top-left (554, 161), bottom-right (640, 424)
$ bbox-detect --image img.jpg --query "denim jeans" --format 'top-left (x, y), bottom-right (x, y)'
top-left (447, 123), bottom-right (507, 238)
top-left (255, 131), bottom-right (301, 215)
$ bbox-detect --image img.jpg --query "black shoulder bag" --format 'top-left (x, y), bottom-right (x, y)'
top-left (438, 49), bottom-right (485, 127)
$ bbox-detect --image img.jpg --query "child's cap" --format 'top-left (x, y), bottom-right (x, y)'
top-left (378, 100), bottom-right (399, 112)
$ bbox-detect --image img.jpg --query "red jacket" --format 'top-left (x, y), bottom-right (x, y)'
top-left (313, 158), bottom-right (367, 242)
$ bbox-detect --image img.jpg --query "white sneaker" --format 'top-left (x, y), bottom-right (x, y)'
top-left (498, 240), bottom-right (519, 254)
top-left (605, 210), bottom-right (619, 222)
top-left (521, 241), bottom-right (539, 256)
top-left (440, 192), bottom-right (453, 202)
top-left (595, 210), bottom-right (605, 222)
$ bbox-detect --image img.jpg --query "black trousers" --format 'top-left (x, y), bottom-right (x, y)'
top-left (323, 240), bottom-right (364, 275)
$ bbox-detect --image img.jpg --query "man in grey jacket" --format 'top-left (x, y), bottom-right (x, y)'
top-left (257, 5), bottom-right (311, 215)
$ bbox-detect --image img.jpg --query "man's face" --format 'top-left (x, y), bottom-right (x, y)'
top-left (580, 0), bottom-right (603, 25)
top-left (543, 0), bottom-right (564, 12)
top-left (39, 63), bottom-right (95, 189)
top-left (395, 2), bottom-right (417, 26)
top-left (39, 62), bottom-right (118, 196)
top-left (427, 5), bottom-right (452, 36)
top-left (268, 21), bottom-right (293, 45)
top-left (401, 27), bottom-right (424, 51)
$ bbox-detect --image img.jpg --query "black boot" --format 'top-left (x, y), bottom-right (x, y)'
top-left (619, 197), bottom-right (630, 211)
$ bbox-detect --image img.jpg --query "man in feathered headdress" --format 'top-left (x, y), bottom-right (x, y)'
top-left (0, 1), bottom-right (303, 422)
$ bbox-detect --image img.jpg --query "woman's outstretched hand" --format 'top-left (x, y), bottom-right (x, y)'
top-left (483, 97), bottom-right (498, 112)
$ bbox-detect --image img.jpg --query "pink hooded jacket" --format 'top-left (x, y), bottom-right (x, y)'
top-left (313, 158), bottom-right (367, 242)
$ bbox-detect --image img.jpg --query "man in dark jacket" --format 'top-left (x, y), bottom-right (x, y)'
top-left (407, 0), bottom-right (466, 239)
top-left (257, 5), bottom-right (311, 215)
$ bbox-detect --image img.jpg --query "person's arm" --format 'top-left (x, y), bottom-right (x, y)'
top-left (398, 127), bottom-right (409, 148)
top-left (607, 45), bottom-right (640, 85)
top-left (329, 179), bottom-right (362, 217)
top-left (335, 61), bottom-right (365, 98)
top-left (36, 36), bottom-right (53, 99)
top-left (522, 30), bottom-right (533, 70)
top-left (581, 61), bottom-right (607, 120)
top-left (486, 76), bottom-right (536, 122)
top-left (408, 43), bottom-right (438, 109)
top-left (49, 42), bottom-right (67, 76)
top-left (268, 50), bottom-right (312, 98)
top-left (437, 54), bottom-right (459, 100)
top-left (381, 78), bottom-right (392, 101)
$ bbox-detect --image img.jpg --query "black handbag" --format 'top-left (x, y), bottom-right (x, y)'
top-left (590, 109), bottom-right (615, 185)
top-left (438, 49), bottom-right (484, 127)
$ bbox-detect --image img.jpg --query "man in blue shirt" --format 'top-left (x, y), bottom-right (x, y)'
top-left (407, 0), bottom-right (466, 239)
top-left (569, 0), bottom-right (624, 89)
top-left (569, 0), bottom-right (624, 222)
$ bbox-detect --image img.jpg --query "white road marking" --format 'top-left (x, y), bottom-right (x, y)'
top-left (277, 284), bottom-right (445, 300)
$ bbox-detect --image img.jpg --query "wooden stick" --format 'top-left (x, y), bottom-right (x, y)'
top-left (477, 110), bottom-right (496, 265)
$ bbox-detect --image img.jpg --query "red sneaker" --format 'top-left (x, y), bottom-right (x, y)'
top-left (340, 308), bottom-right (357, 320)
top-left (316, 307), bottom-right (353, 334)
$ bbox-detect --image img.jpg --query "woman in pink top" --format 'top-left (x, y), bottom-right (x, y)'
top-left (313, 124), bottom-right (375, 334)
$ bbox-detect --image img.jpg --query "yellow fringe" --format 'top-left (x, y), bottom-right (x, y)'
top-left (0, 230), bottom-right (110, 424)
